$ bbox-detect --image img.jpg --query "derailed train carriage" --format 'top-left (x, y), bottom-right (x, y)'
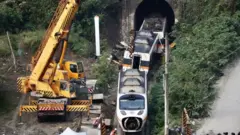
top-left (122, 28), bottom-right (166, 73)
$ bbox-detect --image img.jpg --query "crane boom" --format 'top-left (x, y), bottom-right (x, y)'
top-left (30, 0), bottom-right (80, 82)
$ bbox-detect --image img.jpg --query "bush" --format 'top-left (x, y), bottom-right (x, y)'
top-left (0, 3), bottom-right (23, 33)
top-left (70, 0), bottom-right (120, 57)
top-left (18, 30), bottom-right (45, 52)
top-left (0, 35), bottom-right (11, 56)
top-left (0, 0), bottom-right (120, 57)
top-left (91, 53), bottom-right (118, 94)
top-left (69, 31), bottom-right (109, 57)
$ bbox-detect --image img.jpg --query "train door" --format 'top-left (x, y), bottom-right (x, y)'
top-left (132, 55), bottom-right (141, 69)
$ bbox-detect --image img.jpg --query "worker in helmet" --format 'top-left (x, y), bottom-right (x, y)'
top-left (110, 128), bottom-right (117, 135)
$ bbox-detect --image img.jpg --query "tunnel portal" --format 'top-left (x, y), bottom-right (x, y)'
top-left (134, 0), bottom-right (175, 32)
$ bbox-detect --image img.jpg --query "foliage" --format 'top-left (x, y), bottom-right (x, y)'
top-left (150, 3), bottom-right (240, 134)
top-left (0, 0), bottom-right (120, 57)
top-left (173, 0), bottom-right (238, 25)
top-left (0, 30), bottom-right (45, 57)
top-left (70, 0), bottom-right (120, 57)
top-left (91, 53), bottom-right (118, 94)
top-left (69, 31), bottom-right (109, 57)
top-left (18, 30), bottom-right (45, 52)
top-left (0, 0), bottom-right (58, 33)
top-left (19, 0), bottom-right (58, 30)
top-left (0, 2), bottom-right (22, 33)
top-left (0, 35), bottom-right (11, 56)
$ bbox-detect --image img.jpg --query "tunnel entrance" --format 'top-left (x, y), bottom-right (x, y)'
top-left (134, 0), bottom-right (175, 32)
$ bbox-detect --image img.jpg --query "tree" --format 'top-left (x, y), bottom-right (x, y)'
top-left (92, 53), bottom-right (118, 94)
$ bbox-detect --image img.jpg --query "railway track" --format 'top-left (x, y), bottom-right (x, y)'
top-left (114, 1), bottom-right (175, 134)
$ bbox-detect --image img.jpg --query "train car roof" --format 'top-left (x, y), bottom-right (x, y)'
top-left (134, 30), bottom-right (157, 53)
top-left (136, 30), bottom-right (155, 38)
top-left (119, 69), bottom-right (146, 94)
top-left (121, 76), bottom-right (144, 83)
top-left (120, 86), bottom-right (145, 93)
top-left (123, 69), bottom-right (141, 76)
top-left (121, 69), bottom-right (145, 77)
top-left (123, 78), bottom-right (141, 86)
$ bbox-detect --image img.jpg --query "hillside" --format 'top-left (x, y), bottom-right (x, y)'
top-left (149, 0), bottom-right (240, 134)
top-left (0, 0), bottom-right (240, 134)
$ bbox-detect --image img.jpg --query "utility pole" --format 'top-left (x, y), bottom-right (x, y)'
top-left (164, 33), bottom-right (170, 135)
top-left (94, 15), bottom-right (100, 57)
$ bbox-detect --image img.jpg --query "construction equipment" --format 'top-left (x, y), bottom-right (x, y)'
top-left (17, 0), bottom-right (91, 122)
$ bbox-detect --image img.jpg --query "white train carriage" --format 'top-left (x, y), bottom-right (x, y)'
top-left (116, 69), bottom-right (148, 132)
top-left (122, 18), bottom-right (167, 73)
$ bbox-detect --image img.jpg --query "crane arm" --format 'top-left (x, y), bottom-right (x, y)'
top-left (29, 0), bottom-right (80, 84)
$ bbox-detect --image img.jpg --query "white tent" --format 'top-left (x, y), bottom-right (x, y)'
top-left (60, 127), bottom-right (87, 135)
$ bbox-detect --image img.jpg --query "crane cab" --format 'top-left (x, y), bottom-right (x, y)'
top-left (62, 61), bottom-right (85, 82)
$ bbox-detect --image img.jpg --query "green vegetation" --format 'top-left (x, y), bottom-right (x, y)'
top-left (92, 53), bottom-right (118, 94)
top-left (0, 0), bottom-right (120, 57)
top-left (150, 0), bottom-right (240, 134)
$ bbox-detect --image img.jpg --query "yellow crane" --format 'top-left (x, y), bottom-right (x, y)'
top-left (17, 0), bottom-right (91, 122)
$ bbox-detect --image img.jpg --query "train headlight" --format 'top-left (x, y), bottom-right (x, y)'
top-left (120, 111), bottom-right (126, 115)
top-left (137, 110), bottom-right (144, 115)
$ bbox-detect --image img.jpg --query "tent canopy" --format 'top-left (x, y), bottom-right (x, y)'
top-left (60, 127), bottom-right (87, 135)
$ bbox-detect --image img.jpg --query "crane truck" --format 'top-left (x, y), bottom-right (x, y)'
top-left (17, 0), bottom-right (91, 122)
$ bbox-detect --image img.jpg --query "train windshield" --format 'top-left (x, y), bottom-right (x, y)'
top-left (119, 95), bottom-right (145, 110)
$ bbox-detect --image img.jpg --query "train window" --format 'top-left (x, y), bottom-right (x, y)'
top-left (119, 95), bottom-right (145, 110)
top-left (60, 82), bottom-right (67, 90)
top-left (70, 64), bottom-right (78, 73)
top-left (140, 61), bottom-right (149, 67)
top-left (123, 58), bottom-right (132, 65)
